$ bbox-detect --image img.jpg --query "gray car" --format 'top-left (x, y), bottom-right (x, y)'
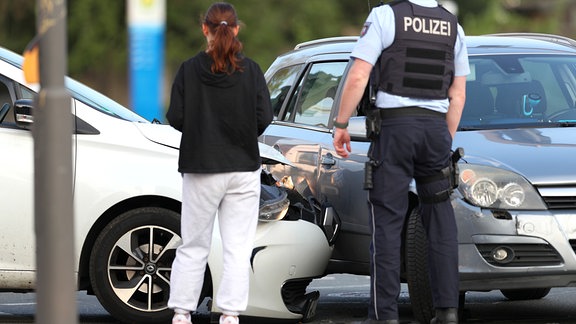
top-left (260, 33), bottom-right (576, 323)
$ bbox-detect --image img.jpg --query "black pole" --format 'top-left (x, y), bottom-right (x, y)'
top-left (34, 0), bottom-right (77, 323)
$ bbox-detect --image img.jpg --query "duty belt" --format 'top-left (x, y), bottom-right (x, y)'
top-left (378, 107), bottom-right (446, 119)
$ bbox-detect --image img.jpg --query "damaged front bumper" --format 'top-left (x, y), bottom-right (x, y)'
top-left (454, 198), bottom-right (576, 292)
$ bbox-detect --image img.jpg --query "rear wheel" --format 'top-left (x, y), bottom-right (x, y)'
top-left (405, 207), bottom-right (435, 324)
top-left (89, 207), bottom-right (181, 324)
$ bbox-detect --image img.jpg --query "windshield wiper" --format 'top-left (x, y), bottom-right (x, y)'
top-left (458, 126), bottom-right (484, 131)
top-left (553, 121), bottom-right (576, 127)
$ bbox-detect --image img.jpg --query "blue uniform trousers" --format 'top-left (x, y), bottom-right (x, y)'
top-left (366, 110), bottom-right (459, 320)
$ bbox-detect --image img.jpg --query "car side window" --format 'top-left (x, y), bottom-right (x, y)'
top-left (0, 77), bottom-right (13, 126)
top-left (267, 64), bottom-right (302, 118)
top-left (284, 61), bottom-right (347, 128)
top-left (19, 85), bottom-right (35, 100)
top-left (0, 74), bottom-right (37, 127)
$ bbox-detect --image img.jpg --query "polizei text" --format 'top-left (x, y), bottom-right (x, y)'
top-left (403, 17), bottom-right (451, 36)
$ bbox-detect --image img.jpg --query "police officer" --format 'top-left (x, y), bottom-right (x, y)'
top-left (332, 0), bottom-right (469, 323)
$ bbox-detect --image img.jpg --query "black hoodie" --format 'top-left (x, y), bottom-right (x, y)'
top-left (166, 51), bottom-right (273, 173)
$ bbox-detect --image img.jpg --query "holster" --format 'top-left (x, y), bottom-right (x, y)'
top-left (365, 105), bottom-right (381, 140)
top-left (450, 147), bottom-right (464, 189)
top-left (415, 147), bottom-right (464, 203)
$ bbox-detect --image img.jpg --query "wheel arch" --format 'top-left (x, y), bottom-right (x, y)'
top-left (77, 195), bottom-right (181, 293)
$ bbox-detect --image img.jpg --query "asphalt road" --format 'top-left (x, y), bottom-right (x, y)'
top-left (2, 274), bottom-right (576, 323)
top-left (307, 275), bottom-right (576, 324)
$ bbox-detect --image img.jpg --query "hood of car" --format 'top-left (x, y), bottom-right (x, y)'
top-left (134, 123), bottom-right (181, 148)
top-left (454, 127), bottom-right (576, 185)
top-left (134, 123), bottom-right (292, 166)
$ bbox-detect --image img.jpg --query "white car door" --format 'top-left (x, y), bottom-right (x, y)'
top-left (0, 78), bottom-right (36, 273)
top-left (0, 62), bottom-right (76, 283)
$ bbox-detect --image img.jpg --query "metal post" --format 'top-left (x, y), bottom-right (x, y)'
top-left (34, 0), bottom-right (77, 323)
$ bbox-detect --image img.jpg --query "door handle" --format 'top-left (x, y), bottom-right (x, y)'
top-left (321, 153), bottom-right (336, 166)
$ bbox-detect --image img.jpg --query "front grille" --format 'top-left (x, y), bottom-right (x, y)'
top-left (476, 243), bottom-right (562, 267)
top-left (537, 186), bottom-right (576, 210)
top-left (542, 196), bottom-right (576, 209)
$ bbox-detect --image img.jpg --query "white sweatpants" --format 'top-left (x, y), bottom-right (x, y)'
top-left (168, 169), bottom-right (260, 316)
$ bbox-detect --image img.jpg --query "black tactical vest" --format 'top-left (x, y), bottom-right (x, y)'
top-left (376, 0), bottom-right (457, 99)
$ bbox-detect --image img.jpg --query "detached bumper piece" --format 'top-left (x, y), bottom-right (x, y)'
top-left (286, 290), bottom-right (320, 322)
top-left (283, 279), bottom-right (321, 322)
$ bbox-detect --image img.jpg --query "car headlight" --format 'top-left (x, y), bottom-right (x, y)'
top-left (458, 164), bottom-right (546, 210)
top-left (259, 185), bottom-right (290, 221)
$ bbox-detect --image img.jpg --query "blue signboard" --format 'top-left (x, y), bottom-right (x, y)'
top-left (128, 0), bottom-right (165, 122)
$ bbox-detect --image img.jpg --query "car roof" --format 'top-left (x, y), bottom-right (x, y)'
top-left (0, 46), bottom-right (23, 68)
top-left (467, 34), bottom-right (576, 55)
top-left (0, 45), bottom-right (150, 123)
top-left (267, 37), bottom-right (357, 71)
top-left (269, 33), bottom-right (576, 69)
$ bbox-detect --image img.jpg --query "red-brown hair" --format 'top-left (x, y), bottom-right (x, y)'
top-left (203, 2), bottom-right (244, 74)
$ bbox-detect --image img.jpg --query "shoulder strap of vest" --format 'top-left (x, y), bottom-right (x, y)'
top-left (371, 0), bottom-right (406, 98)
top-left (437, 3), bottom-right (456, 16)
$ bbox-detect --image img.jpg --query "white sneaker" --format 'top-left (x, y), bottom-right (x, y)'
top-left (219, 315), bottom-right (239, 324)
top-left (172, 312), bottom-right (192, 324)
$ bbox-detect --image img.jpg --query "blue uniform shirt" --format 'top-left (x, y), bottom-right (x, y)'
top-left (351, 0), bottom-right (470, 113)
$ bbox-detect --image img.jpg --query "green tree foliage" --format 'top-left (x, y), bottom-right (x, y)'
top-left (1, 0), bottom-right (575, 107)
top-left (68, 1), bottom-right (127, 75)
top-left (0, 1), bottom-right (36, 54)
top-left (455, 0), bottom-right (576, 37)
top-left (66, 1), bottom-right (128, 101)
top-left (0, 0), bottom-right (126, 74)
top-left (165, 0), bottom-right (351, 77)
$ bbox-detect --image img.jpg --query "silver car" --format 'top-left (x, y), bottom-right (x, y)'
top-left (261, 33), bottom-right (576, 323)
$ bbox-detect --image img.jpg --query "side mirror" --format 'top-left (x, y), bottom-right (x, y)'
top-left (14, 99), bottom-right (34, 130)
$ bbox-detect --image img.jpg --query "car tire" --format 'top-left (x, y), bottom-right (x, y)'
top-left (405, 207), bottom-right (435, 324)
top-left (500, 287), bottom-right (552, 301)
top-left (89, 207), bottom-right (182, 324)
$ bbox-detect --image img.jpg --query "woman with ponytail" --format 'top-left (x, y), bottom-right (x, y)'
top-left (166, 3), bottom-right (273, 324)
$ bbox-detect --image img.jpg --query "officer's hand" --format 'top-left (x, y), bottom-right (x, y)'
top-left (333, 128), bottom-right (351, 158)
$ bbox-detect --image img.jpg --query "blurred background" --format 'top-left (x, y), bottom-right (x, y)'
top-left (1, 0), bottom-right (575, 121)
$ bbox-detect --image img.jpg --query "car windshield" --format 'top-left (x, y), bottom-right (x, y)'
top-left (0, 47), bottom-right (149, 123)
top-left (66, 78), bottom-right (149, 123)
top-left (460, 54), bottom-right (576, 130)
